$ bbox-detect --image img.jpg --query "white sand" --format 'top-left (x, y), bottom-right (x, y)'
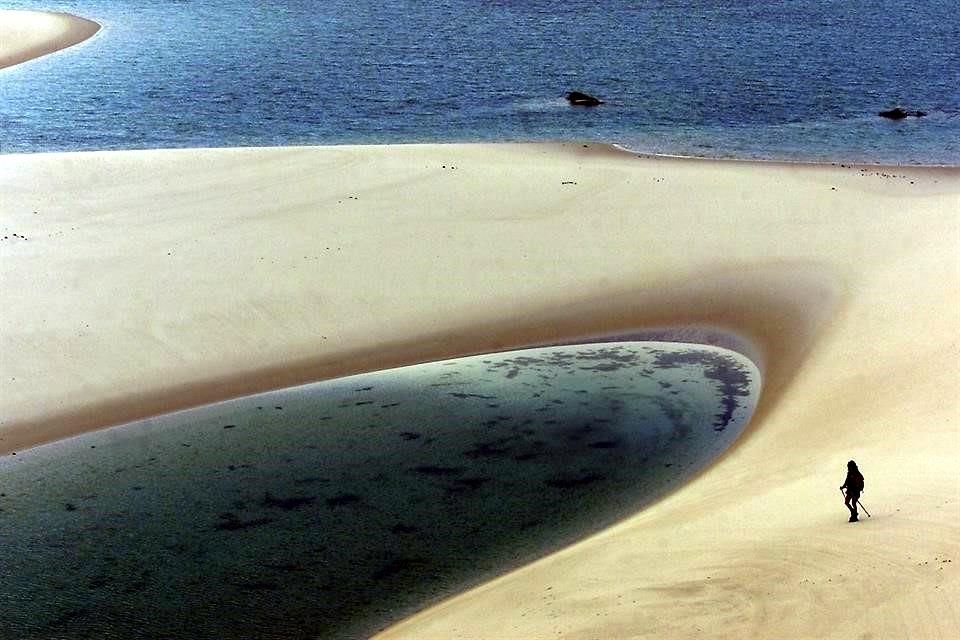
top-left (0, 10), bottom-right (99, 70)
top-left (1, 142), bottom-right (957, 637)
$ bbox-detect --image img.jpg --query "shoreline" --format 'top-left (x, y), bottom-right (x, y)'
top-left (611, 143), bottom-right (960, 169)
top-left (0, 10), bottom-right (100, 70)
top-left (5, 139), bottom-right (959, 169)
top-left (2, 329), bottom-right (762, 457)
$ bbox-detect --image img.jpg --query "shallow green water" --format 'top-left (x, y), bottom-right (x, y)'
top-left (0, 341), bottom-right (758, 639)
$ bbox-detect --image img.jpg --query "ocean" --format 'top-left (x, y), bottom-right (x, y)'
top-left (1, 0), bottom-right (958, 163)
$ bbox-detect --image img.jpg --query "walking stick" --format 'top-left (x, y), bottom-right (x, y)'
top-left (841, 488), bottom-right (872, 518)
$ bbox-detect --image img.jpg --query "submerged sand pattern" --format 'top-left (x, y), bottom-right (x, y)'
top-left (0, 343), bottom-right (757, 639)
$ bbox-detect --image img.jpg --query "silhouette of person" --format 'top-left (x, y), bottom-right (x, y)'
top-left (840, 460), bottom-right (865, 522)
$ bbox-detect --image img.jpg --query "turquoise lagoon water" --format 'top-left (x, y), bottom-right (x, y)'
top-left (0, 342), bottom-right (759, 639)
top-left (0, 0), bottom-right (958, 163)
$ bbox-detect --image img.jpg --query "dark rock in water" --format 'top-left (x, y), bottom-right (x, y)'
top-left (566, 91), bottom-right (603, 107)
top-left (878, 107), bottom-right (927, 120)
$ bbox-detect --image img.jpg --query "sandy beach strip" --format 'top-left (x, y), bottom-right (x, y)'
top-left (1, 142), bottom-right (958, 637)
top-left (0, 10), bottom-right (100, 70)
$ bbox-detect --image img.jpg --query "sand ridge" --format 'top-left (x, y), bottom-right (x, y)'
top-left (1, 143), bottom-right (959, 638)
top-left (1, 144), bottom-right (848, 453)
top-left (0, 9), bottom-right (100, 71)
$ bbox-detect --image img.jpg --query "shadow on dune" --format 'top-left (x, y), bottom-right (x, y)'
top-left (2, 262), bottom-right (842, 460)
top-left (0, 342), bottom-right (758, 639)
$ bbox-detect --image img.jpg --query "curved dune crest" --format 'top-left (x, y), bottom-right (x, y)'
top-left (1, 144), bottom-right (958, 638)
top-left (0, 10), bottom-right (100, 70)
top-left (0, 145), bottom-right (849, 454)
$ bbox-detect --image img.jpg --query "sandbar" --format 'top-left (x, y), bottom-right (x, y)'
top-left (0, 10), bottom-right (99, 70)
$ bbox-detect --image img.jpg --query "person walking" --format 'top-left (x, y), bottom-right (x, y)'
top-left (840, 460), bottom-right (865, 522)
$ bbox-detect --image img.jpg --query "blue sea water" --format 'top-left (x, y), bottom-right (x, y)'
top-left (1, 0), bottom-right (958, 163)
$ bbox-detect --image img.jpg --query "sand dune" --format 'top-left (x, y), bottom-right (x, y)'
top-left (0, 10), bottom-right (100, 70)
top-left (1, 143), bottom-right (958, 638)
